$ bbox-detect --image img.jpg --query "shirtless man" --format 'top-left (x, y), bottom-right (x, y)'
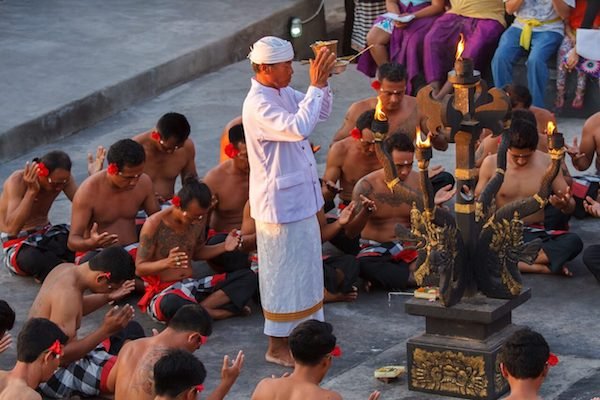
top-left (133, 112), bottom-right (197, 203)
top-left (152, 350), bottom-right (207, 400)
top-left (107, 304), bottom-right (243, 400)
top-left (0, 151), bottom-right (76, 281)
top-left (28, 246), bottom-right (141, 398)
top-left (476, 85), bottom-right (557, 166)
top-left (0, 318), bottom-right (68, 400)
top-left (68, 139), bottom-right (160, 260)
top-left (475, 118), bottom-right (583, 276)
top-left (251, 319), bottom-right (380, 400)
top-left (568, 111), bottom-right (600, 173)
top-left (218, 116), bottom-right (243, 164)
top-left (345, 133), bottom-right (455, 290)
top-left (204, 123), bottom-right (251, 272)
top-left (331, 62), bottom-right (447, 151)
top-left (136, 178), bottom-right (257, 322)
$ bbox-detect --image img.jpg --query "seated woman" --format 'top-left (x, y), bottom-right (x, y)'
top-left (423, 0), bottom-right (506, 99)
top-left (556, 0), bottom-right (600, 110)
top-left (358, 0), bottom-right (445, 95)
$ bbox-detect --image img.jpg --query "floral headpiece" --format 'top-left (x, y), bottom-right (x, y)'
top-left (330, 345), bottom-right (342, 357)
top-left (47, 340), bottom-right (63, 357)
top-left (547, 353), bottom-right (559, 366)
top-left (171, 196), bottom-right (181, 208)
top-left (350, 128), bottom-right (362, 140)
top-left (37, 162), bottom-right (50, 178)
top-left (371, 80), bottom-right (381, 91)
top-left (107, 163), bottom-right (119, 175)
top-left (225, 143), bottom-right (240, 159)
top-left (151, 131), bottom-right (161, 142)
top-left (100, 272), bottom-right (112, 281)
top-left (195, 384), bottom-right (204, 393)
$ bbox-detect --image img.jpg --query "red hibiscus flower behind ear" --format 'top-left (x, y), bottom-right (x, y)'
top-left (547, 353), bottom-right (559, 366)
top-left (171, 196), bottom-right (181, 208)
top-left (37, 162), bottom-right (50, 177)
top-left (371, 80), bottom-right (381, 91)
top-left (151, 131), bottom-right (161, 142)
top-left (350, 128), bottom-right (362, 140)
top-left (225, 143), bottom-right (240, 159)
top-left (107, 163), bottom-right (119, 175)
top-left (330, 345), bottom-right (342, 357)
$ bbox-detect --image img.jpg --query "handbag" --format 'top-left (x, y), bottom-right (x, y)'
top-left (576, 28), bottom-right (600, 61)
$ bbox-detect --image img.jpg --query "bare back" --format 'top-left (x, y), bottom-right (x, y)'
top-left (204, 161), bottom-right (249, 232)
top-left (133, 131), bottom-right (197, 200)
top-left (28, 264), bottom-right (82, 340)
top-left (252, 377), bottom-right (342, 400)
top-left (0, 378), bottom-right (41, 400)
top-left (111, 337), bottom-right (169, 400)
top-left (354, 169), bottom-right (419, 243)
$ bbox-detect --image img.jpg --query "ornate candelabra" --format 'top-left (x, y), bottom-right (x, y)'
top-left (370, 36), bottom-right (567, 399)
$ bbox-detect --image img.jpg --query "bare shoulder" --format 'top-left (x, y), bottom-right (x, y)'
top-left (329, 140), bottom-right (349, 159)
top-left (320, 388), bottom-right (343, 400)
top-left (404, 95), bottom-right (417, 109)
top-left (354, 173), bottom-right (378, 197)
top-left (349, 98), bottom-right (376, 116)
top-left (0, 382), bottom-right (41, 400)
top-left (480, 153), bottom-right (498, 173)
top-left (141, 209), bottom-right (167, 234)
top-left (584, 112), bottom-right (600, 135)
top-left (252, 377), bottom-right (275, 398)
top-left (132, 131), bottom-right (150, 144)
top-left (76, 173), bottom-right (102, 198)
top-left (137, 173), bottom-right (155, 192)
top-left (3, 170), bottom-right (24, 191)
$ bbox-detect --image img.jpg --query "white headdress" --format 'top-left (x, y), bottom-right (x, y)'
top-left (248, 36), bottom-right (294, 64)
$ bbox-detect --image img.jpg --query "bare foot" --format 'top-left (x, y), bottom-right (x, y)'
top-left (324, 287), bottom-right (359, 303)
top-left (240, 305), bottom-right (252, 316)
top-left (561, 266), bottom-right (573, 277)
top-left (363, 281), bottom-right (372, 293)
top-left (265, 352), bottom-right (294, 368)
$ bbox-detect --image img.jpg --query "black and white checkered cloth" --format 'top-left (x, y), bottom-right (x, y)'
top-left (351, 0), bottom-right (386, 51)
top-left (38, 342), bottom-right (115, 398)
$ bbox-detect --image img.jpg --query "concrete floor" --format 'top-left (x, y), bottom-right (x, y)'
top-left (0, 61), bottom-right (599, 399)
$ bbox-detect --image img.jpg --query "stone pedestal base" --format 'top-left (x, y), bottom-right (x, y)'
top-left (405, 289), bottom-right (531, 400)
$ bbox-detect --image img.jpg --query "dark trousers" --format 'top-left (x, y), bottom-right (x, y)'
top-left (583, 245), bottom-right (600, 283)
top-left (16, 231), bottom-right (74, 282)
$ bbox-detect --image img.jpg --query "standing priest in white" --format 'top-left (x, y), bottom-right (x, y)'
top-left (242, 36), bottom-right (336, 367)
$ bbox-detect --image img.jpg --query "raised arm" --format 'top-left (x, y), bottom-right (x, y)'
top-left (321, 144), bottom-right (344, 201)
top-left (332, 103), bottom-right (361, 142)
top-left (1, 167), bottom-right (38, 235)
top-left (344, 179), bottom-right (377, 238)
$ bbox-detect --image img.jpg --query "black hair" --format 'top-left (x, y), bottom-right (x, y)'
top-left (88, 246), bottom-right (136, 283)
top-left (228, 124), bottom-right (245, 146)
top-left (157, 113), bottom-right (191, 143)
top-left (289, 320), bottom-right (336, 366)
top-left (33, 151), bottom-right (72, 173)
top-left (356, 110), bottom-right (375, 132)
top-left (177, 177), bottom-right (212, 209)
top-left (499, 328), bottom-right (550, 379)
top-left (106, 139), bottom-right (146, 171)
top-left (17, 318), bottom-right (68, 363)
top-left (511, 109), bottom-right (537, 127)
top-left (504, 84), bottom-right (533, 109)
top-left (154, 349), bottom-right (207, 397)
top-left (168, 304), bottom-right (213, 336)
top-left (0, 300), bottom-right (15, 335)
top-left (377, 62), bottom-right (407, 83)
top-left (509, 118), bottom-right (538, 150)
top-left (385, 132), bottom-right (415, 153)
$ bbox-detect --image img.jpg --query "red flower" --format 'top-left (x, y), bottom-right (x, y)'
top-left (371, 80), bottom-right (381, 91)
top-left (47, 340), bottom-right (63, 357)
top-left (171, 196), bottom-right (181, 208)
top-left (547, 353), bottom-right (559, 366)
top-left (200, 335), bottom-right (208, 345)
top-left (107, 163), bottom-right (119, 175)
top-left (225, 143), bottom-right (240, 159)
top-left (195, 384), bottom-right (205, 393)
top-left (37, 162), bottom-right (50, 177)
top-left (330, 345), bottom-right (342, 357)
top-left (151, 131), bottom-right (161, 142)
top-left (101, 272), bottom-right (112, 281)
top-left (350, 128), bottom-right (362, 140)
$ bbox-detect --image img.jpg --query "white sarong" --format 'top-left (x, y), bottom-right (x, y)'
top-left (256, 215), bottom-right (324, 337)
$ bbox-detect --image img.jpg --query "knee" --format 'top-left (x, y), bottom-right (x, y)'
top-left (568, 234), bottom-right (584, 257)
top-left (158, 294), bottom-right (195, 322)
top-left (366, 28), bottom-right (387, 46)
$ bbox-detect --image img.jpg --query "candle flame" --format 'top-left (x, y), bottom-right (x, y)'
top-left (375, 97), bottom-right (387, 121)
top-left (547, 121), bottom-right (556, 136)
top-left (455, 34), bottom-right (465, 60)
top-left (415, 127), bottom-right (431, 148)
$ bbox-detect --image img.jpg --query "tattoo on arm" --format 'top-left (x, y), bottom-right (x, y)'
top-left (137, 232), bottom-right (156, 261)
top-left (353, 179), bottom-right (374, 213)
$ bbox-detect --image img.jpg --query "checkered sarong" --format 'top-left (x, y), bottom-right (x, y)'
top-left (38, 341), bottom-right (116, 398)
top-left (1, 224), bottom-right (68, 275)
top-left (146, 275), bottom-right (226, 322)
top-left (357, 239), bottom-right (418, 263)
top-left (351, 0), bottom-right (386, 51)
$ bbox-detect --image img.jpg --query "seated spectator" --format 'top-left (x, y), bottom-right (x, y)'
top-left (499, 328), bottom-right (556, 400)
top-left (424, 0), bottom-right (506, 100)
top-left (358, 0), bottom-right (445, 95)
top-left (475, 118), bottom-right (583, 276)
top-left (556, 0), bottom-right (600, 110)
top-left (492, 0), bottom-right (574, 108)
top-left (0, 318), bottom-right (68, 400)
top-left (351, 1), bottom-right (387, 52)
top-left (251, 319), bottom-right (380, 400)
top-left (153, 350), bottom-right (207, 400)
top-left (0, 151), bottom-right (76, 281)
top-left (0, 300), bottom-right (15, 354)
